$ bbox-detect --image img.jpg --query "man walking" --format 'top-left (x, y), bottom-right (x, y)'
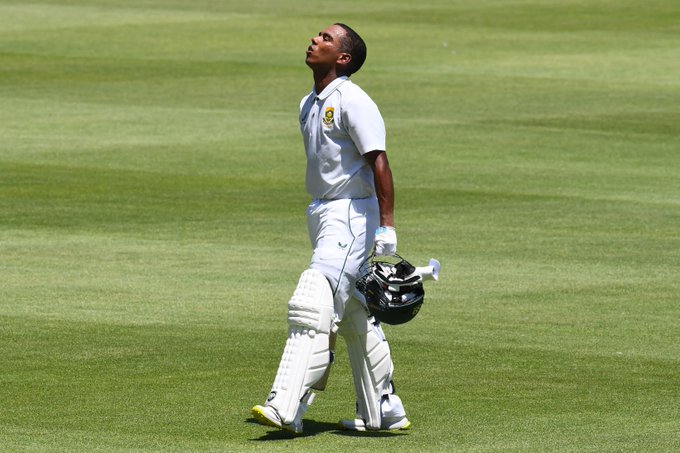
top-left (251, 23), bottom-right (409, 434)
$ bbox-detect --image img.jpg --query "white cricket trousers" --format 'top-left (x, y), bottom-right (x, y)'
top-left (306, 197), bottom-right (379, 320)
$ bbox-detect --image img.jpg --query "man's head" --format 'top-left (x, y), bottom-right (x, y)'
top-left (333, 23), bottom-right (366, 76)
top-left (305, 23), bottom-right (367, 76)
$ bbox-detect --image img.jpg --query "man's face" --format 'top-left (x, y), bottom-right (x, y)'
top-left (305, 24), bottom-right (349, 70)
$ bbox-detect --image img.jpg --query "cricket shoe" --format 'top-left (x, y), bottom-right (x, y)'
top-left (339, 393), bottom-right (411, 431)
top-left (251, 405), bottom-right (303, 435)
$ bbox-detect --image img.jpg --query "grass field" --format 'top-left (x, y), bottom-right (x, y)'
top-left (1, 0), bottom-right (679, 451)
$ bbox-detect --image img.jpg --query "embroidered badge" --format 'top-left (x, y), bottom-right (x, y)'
top-left (323, 107), bottom-right (335, 126)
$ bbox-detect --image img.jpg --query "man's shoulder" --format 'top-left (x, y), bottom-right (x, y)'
top-left (337, 79), bottom-right (365, 95)
top-left (336, 79), bottom-right (375, 106)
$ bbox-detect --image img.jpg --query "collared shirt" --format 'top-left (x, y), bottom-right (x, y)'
top-left (300, 76), bottom-right (386, 200)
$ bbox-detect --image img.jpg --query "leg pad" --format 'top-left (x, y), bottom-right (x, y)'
top-left (266, 269), bottom-right (334, 425)
top-left (339, 298), bottom-right (394, 429)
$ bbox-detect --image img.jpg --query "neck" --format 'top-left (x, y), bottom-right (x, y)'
top-left (312, 67), bottom-right (346, 95)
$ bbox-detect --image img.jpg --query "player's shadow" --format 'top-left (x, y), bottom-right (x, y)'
top-left (247, 417), bottom-right (333, 440)
top-left (247, 417), bottom-right (408, 440)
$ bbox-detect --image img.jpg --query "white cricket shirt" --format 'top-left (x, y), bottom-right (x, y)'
top-left (300, 76), bottom-right (386, 200)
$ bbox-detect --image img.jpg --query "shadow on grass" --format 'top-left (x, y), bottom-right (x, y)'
top-left (246, 417), bottom-right (409, 440)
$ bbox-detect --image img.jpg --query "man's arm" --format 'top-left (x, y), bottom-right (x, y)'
top-left (365, 150), bottom-right (396, 256)
top-left (364, 150), bottom-right (394, 226)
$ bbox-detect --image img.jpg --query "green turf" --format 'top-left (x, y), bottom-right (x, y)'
top-left (1, 0), bottom-right (679, 451)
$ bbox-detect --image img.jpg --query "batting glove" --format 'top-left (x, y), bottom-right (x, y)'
top-left (374, 226), bottom-right (397, 256)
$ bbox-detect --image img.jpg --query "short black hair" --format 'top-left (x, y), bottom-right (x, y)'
top-left (334, 23), bottom-right (367, 76)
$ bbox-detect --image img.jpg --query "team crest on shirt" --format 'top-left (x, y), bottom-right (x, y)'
top-left (323, 107), bottom-right (335, 126)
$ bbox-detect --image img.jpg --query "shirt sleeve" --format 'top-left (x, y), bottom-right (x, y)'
top-left (342, 89), bottom-right (386, 155)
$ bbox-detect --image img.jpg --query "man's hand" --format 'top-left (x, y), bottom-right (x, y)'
top-left (374, 226), bottom-right (397, 256)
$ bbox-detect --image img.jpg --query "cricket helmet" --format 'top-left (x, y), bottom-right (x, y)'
top-left (355, 254), bottom-right (425, 325)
